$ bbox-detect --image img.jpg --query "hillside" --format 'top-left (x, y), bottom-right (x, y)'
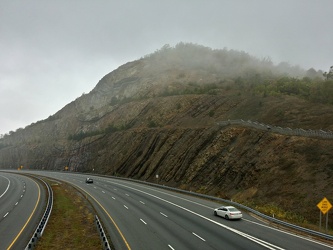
top-left (1, 43), bottom-right (333, 228)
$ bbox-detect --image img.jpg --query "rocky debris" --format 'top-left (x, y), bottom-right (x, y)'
top-left (1, 44), bottom-right (333, 226)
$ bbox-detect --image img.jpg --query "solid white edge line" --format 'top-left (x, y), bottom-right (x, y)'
top-left (109, 179), bottom-right (333, 249)
top-left (0, 175), bottom-right (10, 198)
top-left (242, 218), bottom-right (333, 249)
top-left (109, 180), bottom-right (284, 250)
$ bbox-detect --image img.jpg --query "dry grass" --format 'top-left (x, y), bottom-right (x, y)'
top-left (35, 181), bottom-right (102, 250)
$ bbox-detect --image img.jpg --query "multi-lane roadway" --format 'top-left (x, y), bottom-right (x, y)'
top-left (17, 170), bottom-right (333, 250)
top-left (0, 171), bottom-right (46, 250)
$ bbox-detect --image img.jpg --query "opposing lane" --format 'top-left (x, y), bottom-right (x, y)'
top-left (0, 174), bottom-right (24, 218)
top-left (0, 175), bottom-right (10, 198)
top-left (0, 172), bottom-right (46, 250)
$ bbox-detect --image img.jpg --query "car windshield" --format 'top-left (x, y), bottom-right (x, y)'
top-left (228, 207), bottom-right (239, 212)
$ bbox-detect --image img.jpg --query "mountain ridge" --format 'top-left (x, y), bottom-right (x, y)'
top-left (1, 43), bottom-right (332, 228)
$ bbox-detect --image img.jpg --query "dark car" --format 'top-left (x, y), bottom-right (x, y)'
top-left (85, 177), bottom-right (93, 183)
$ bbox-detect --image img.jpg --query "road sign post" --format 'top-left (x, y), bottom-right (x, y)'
top-left (317, 197), bottom-right (332, 233)
top-left (319, 211), bottom-right (322, 232)
top-left (326, 212), bottom-right (329, 234)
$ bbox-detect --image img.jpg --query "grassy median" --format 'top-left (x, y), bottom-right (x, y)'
top-left (35, 180), bottom-right (102, 250)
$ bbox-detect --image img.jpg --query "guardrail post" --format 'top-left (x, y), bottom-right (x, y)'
top-left (95, 215), bottom-right (112, 250)
top-left (25, 178), bottom-right (53, 250)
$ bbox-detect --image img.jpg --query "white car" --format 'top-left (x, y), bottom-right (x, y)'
top-left (214, 206), bottom-right (242, 220)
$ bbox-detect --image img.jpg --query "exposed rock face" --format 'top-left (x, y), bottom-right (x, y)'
top-left (1, 44), bottom-right (333, 225)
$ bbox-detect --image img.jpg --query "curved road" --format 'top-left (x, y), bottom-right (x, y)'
top-left (20, 170), bottom-right (333, 250)
top-left (0, 172), bottom-right (46, 250)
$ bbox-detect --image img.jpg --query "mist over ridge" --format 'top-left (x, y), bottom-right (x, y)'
top-left (142, 43), bottom-right (311, 78)
top-left (1, 42), bottom-right (331, 138)
top-left (1, 42), bottom-right (333, 229)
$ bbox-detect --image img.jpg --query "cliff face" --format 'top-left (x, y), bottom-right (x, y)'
top-left (1, 44), bottom-right (332, 225)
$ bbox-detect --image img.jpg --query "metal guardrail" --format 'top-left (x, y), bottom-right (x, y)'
top-left (25, 174), bottom-right (112, 250)
top-left (95, 215), bottom-right (112, 250)
top-left (217, 119), bottom-right (333, 139)
top-left (110, 176), bottom-right (333, 241)
top-left (19, 170), bottom-right (332, 249)
top-left (215, 119), bottom-right (333, 238)
top-left (25, 178), bottom-right (53, 250)
top-left (193, 192), bottom-right (333, 241)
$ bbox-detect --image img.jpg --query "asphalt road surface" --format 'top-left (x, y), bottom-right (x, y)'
top-left (8, 170), bottom-right (333, 250)
top-left (0, 171), bottom-right (46, 250)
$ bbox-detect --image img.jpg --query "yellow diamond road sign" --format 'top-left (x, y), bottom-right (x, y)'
top-left (317, 197), bottom-right (332, 215)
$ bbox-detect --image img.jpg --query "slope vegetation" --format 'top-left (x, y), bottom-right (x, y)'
top-left (1, 43), bottom-right (333, 227)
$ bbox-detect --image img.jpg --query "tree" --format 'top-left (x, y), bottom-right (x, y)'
top-left (324, 66), bottom-right (333, 80)
top-left (329, 66), bottom-right (333, 79)
top-left (306, 68), bottom-right (318, 79)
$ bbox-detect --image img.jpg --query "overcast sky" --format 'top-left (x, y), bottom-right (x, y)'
top-left (1, 0), bottom-right (332, 135)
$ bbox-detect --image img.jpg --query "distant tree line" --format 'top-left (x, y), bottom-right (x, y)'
top-left (142, 43), bottom-right (332, 104)
top-left (4, 43), bottom-right (332, 140)
top-left (323, 66), bottom-right (333, 80)
top-left (253, 76), bottom-right (333, 105)
top-left (144, 42), bottom-right (325, 79)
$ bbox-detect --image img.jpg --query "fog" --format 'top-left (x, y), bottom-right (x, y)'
top-left (1, 0), bottom-right (332, 135)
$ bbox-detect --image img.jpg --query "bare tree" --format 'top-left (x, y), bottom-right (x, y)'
top-left (324, 65), bottom-right (333, 80)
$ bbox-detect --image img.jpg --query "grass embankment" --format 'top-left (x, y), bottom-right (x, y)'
top-left (35, 181), bottom-right (102, 250)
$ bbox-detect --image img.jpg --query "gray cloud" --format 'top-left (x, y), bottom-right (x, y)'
top-left (1, 0), bottom-right (332, 135)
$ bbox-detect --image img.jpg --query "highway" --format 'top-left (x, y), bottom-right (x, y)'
top-left (19, 170), bottom-right (333, 250)
top-left (0, 172), bottom-right (47, 250)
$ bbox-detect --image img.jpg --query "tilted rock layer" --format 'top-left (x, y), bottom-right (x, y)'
top-left (1, 44), bottom-right (333, 225)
